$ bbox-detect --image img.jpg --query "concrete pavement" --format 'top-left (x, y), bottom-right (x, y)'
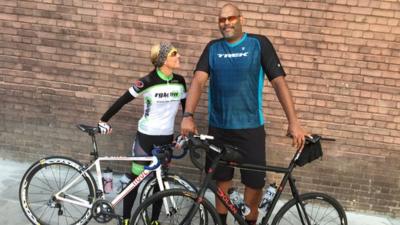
top-left (1, 158), bottom-right (399, 225)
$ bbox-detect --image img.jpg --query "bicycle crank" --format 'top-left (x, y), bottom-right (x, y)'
top-left (91, 200), bottom-right (117, 223)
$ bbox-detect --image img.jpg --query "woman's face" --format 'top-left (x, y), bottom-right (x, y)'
top-left (163, 49), bottom-right (180, 69)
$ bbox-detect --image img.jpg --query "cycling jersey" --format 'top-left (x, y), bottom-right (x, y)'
top-left (101, 69), bottom-right (186, 135)
top-left (195, 33), bottom-right (285, 129)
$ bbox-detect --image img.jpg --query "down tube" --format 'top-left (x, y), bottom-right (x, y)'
top-left (208, 182), bottom-right (247, 224)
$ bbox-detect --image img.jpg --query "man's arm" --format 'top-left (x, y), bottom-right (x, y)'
top-left (180, 71), bottom-right (209, 135)
top-left (270, 76), bottom-right (309, 150)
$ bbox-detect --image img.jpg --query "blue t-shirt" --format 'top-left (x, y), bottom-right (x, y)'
top-left (195, 33), bottom-right (286, 129)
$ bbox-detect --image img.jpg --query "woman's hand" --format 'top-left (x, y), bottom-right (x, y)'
top-left (98, 121), bottom-right (112, 134)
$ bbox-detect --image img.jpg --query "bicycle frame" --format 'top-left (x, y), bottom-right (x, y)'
top-left (218, 161), bottom-right (310, 225)
top-left (189, 146), bottom-right (312, 225)
top-left (54, 124), bottom-right (180, 213)
top-left (54, 155), bottom-right (161, 209)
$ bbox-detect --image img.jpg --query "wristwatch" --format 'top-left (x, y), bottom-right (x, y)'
top-left (183, 112), bottom-right (194, 118)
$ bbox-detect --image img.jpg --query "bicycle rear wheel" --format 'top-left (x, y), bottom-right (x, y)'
top-left (131, 188), bottom-right (222, 225)
top-left (271, 192), bottom-right (347, 225)
top-left (19, 156), bottom-right (97, 225)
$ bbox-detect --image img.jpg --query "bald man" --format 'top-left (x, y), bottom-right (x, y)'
top-left (181, 3), bottom-right (309, 224)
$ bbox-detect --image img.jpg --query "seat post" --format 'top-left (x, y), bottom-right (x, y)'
top-left (91, 134), bottom-right (99, 160)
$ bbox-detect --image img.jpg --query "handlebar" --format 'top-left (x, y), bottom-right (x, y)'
top-left (144, 143), bottom-right (190, 170)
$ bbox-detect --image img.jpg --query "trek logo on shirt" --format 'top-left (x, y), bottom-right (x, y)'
top-left (217, 52), bottom-right (249, 58)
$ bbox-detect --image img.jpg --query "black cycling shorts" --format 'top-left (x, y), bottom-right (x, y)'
top-left (205, 125), bottom-right (266, 189)
top-left (132, 131), bottom-right (173, 159)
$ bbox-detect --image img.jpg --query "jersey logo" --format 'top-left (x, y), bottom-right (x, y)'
top-left (144, 97), bottom-right (151, 117)
top-left (155, 91), bottom-right (180, 98)
top-left (217, 52), bottom-right (248, 58)
top-left (133, 80), bottom-right (144, 89)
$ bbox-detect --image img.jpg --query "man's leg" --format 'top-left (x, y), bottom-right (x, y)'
top-left (244, 185), bottom-right (263, 222)
top-left (240, 126), bottom-right (266, 224)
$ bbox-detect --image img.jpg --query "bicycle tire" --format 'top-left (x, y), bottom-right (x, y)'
top-left (271, 192), bottom-right (347, 225)
top-left (138, 174), bottom-right (198, 224)
top-left (131, 188), bottom-right (222, 225)
top-left (19, 156), bottom-right (97, 225)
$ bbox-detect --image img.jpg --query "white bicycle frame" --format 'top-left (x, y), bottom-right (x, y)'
top-left (53, 155), bottom-right (177, 212)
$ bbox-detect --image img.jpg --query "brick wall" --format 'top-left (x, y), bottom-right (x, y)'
top-left (1, 0), bottom-right (399, 216)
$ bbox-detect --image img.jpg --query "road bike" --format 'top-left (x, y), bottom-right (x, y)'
top-left (19, 124), bottom-right (204, 225)
top-left (130, 134), bottom-right (347, 225)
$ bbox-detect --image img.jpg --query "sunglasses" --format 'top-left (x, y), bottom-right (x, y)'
top-left (168, 50), bottom-right (178, 57)
top-left (218, 15), bottom-right (240, 23)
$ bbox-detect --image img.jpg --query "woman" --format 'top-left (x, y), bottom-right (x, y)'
top-left (98, 42), bottom-right (186, 225)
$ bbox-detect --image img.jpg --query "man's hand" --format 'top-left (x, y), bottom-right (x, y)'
top-left (287, 123), bottom-right (310, 151)
top-left (98, 121), bottom-right (112, 134)
top-left (180, 117), bottom-right (197, 136)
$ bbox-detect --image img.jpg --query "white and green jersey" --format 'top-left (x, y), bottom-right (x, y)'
top-left (128, 69), bottom-right (186, 135)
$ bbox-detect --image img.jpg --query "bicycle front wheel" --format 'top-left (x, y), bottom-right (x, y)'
top-left (131, 188), bottom-right (222, 225)
top-left (139, 174), bottom-right (198, 223)
top-left (272, 192), bottom-right (347, 225)
top-left (19, 156), bottom-right (97, 225)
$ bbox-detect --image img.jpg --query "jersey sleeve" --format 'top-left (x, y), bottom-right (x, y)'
top-left (128, 76), bottom-right (151, 97)
top-left (258, 35), bottom-right (286, 81)
top-left (194, 42), bottom-right (212, 75)
top-left (100, 90), bottom-right (134, 122)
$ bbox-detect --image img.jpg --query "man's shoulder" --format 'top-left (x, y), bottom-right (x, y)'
top-left (247, 33), bottom-right (269, 41)
top-left (206, 38), bottom-right (225, 47)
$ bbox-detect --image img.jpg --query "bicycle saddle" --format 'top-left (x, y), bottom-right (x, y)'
top-left (77, 124), bottom-right (98, 136)
top-left (221, 144), bottom-right (246, 163)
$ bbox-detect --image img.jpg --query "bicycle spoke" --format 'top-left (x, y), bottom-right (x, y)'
top-left (50, 165), bottom-right (61, 190)
top-left (31, 175), bottom-right (55, 193)
top-left (273, 193), bottom-right (346, 225)
top-left (63, 204), bottom-right (81, 222)
top-left (48, 207), bottom-right (56, 225)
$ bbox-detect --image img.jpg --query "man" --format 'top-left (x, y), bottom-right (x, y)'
top-left (181, 3), bottom-right (309, 225)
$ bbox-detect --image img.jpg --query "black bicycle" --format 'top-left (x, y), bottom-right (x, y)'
top-left (130, 134), bottom-right (347, 225)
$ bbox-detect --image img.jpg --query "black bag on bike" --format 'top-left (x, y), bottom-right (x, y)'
top-left (221, 144), bottom-right (246, 163)
top-left (295, 135), bottom-right (323, 167)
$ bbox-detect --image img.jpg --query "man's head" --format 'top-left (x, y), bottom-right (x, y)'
top-left (218, 3), bottom-right (243, 43)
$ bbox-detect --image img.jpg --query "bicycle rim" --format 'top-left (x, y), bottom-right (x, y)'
top-left (272, 192), bottom-right (347, 225)
top-left (19, 157), bottom-right (96, 225)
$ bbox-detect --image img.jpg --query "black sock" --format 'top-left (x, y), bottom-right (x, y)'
top-left (245, 219), bottom-right (257, 225)
top-left (218, 213), bottom-right (227, 225)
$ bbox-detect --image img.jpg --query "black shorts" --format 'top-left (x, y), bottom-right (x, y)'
top-left (205, 125), bottom-right (266, 189)
top-left (132, 131), bottom-right (173, 157)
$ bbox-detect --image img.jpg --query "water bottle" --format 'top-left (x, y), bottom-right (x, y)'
top-left (102, 167), bottom-right (113, 194)
top-left (258, 183), bottom-right (277, 213)
top-left (228, 188), bottom-right (251, 216)
top-left (116, 173), bottom-right (131, 193)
